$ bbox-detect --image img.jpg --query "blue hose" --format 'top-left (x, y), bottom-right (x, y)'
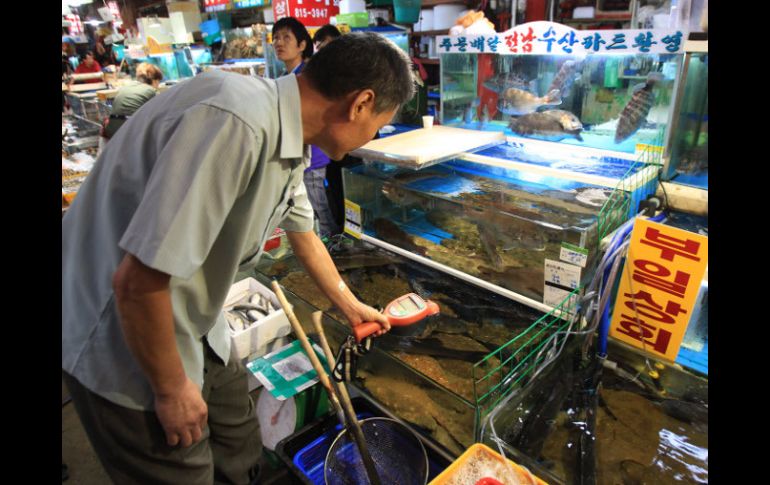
top-left (597, 212), bottom-right (666, 357)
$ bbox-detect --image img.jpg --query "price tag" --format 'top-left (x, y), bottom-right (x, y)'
top-left (544, 258), bottom-right (581, 308)
top-left (560, 242), bottom-right (589, 268)
top-left (343, 199), bottom-right (362, 239)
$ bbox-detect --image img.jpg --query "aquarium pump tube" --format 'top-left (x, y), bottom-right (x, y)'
top-left (597, 211), bottom-right (667, 357)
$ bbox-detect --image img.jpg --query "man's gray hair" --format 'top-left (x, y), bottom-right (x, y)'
top-left (302, 32), bottom-right (416, 113)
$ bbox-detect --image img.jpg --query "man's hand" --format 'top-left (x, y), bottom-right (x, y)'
top-left (345, 300), bottom-right (391, 337)
top-left (154, 377), bottom-right (208, 447)
top-left (113, 254), bottom-right (206, 448)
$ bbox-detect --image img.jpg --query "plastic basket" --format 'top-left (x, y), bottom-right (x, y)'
top-left (393, 0), bottom-right (422, 23)
top-left (428, 443), bottom-right (547, 485)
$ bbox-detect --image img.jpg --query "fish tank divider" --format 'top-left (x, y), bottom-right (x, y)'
top-left (471, 287), bottom-right (581, 436)
top-left (597, 126), bottom-right (664, 241)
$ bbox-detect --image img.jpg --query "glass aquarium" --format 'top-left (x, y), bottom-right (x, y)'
top-left (664, 49), bottom-right (708, 188)
top-left (439, 23), bottom-right (685, 157)
top-left (131, 46), bottom-right (211, 81)
top-left (252, 238), bottom-right (570, 456)
top-left (223, 26), bottom-right (267, 60)
top-left (343, 158), bottom-right (631, 304)
top-left (480, 338), bottom-right (708, 484)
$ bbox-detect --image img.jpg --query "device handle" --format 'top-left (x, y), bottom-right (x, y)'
top-left (353, 322), bottom-right (382, 343)
top-left (426, 300), bottom-right (440, 315)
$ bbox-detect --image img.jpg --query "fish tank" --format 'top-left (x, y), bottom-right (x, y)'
top-left (343, 158), bottom-right (632, 306)
top-left (252, 238), bottom-right (577, 457)
top-left (131, 46), bottom-right (211, 81)
top-left (480, 338), bottom-right (708, 484)
top-left (223, 26), bottom-right (267, 60)
top-left (663, 46), bottom-right (707, 188)
top-left (439, 22), bottom-right (686, 158)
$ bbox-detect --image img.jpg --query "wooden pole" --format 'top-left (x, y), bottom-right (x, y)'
top-left (270, 281), bottom-right (381, 485)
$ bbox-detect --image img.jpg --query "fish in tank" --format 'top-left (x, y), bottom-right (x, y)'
top-left (343, 159), bottom-right (630, 303)
top-left (439, 27), bottom-right (684, 155)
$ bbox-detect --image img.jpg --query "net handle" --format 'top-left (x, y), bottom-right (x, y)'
top-left (309, 308), bottom-right (381, 485)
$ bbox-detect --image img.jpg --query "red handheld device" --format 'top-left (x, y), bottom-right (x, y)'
top-left (353, 293), bottom-right (440, 343)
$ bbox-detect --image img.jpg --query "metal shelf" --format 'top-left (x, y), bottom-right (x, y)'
top-left (558, 17), bottom-right (630, 24)
top-left (411, 29), bottom-right (450, 37)
top-left (420, 0), bottom-right (470, 7)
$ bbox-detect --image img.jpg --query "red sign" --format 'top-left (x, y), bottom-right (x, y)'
top-left (273, 0), bottom-right (340, 28)
top-left (66, 14), bottom-right (83, 35)
top-left (108, 1), bottom-right (123, 22)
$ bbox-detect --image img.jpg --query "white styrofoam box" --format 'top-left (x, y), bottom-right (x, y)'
top-left (418, 9), bottom-right (434, 32)
top-left (262, 7), bottom-right (275, 24)
top-left (224, 277), bottom-right (292, 361)
top-left (573, 6), bottom-right (595, 19)
top-left (340, 0), bottom-right (366, 14)
top-left (433, 4), bottom-right (465, 30)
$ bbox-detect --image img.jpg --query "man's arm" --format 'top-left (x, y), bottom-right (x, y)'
top-left (112, 253), bottom-right (208, 447)
top-left (286, 230), bottom-right (390, 333)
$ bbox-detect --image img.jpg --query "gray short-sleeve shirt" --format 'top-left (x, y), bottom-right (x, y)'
top-left (62, 71), bottom-right (314, 411)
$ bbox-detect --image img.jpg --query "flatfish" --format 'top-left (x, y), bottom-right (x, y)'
top-left (498, 88), bottom-right (561, 116)
top-left (508, 111), bottom-right (583, 142)
top-left (614, 72), bottom-right (664, 143)
top-left (373, 218), bottom-right (429, 257)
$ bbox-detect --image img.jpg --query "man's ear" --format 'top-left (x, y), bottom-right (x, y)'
top-left (348, 89), bottom-right (376, 121)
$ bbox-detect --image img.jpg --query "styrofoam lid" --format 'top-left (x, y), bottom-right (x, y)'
top-left (433, 4), bottom-right (465, 30)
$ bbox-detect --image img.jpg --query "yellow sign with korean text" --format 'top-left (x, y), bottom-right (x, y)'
top-left (609, 218), bottom-right (708, 361)
top-left (343, 199), bottom-right (362, 239)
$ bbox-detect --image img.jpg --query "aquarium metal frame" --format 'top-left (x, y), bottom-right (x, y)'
top-left (662, 42), bottom-right (708, 182)
top-left (359, 233), bottom-right (555, 315)
top-left (471, 287), bottom-right (582, 434)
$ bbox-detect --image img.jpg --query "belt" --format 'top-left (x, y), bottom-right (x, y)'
top-left (109, 114), bottom-right (129, 120)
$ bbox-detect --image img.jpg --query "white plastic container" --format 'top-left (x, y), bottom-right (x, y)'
top-left (369, 8), bottom-right (390, 24)
top-left (433, 4), bottom-right (465, 30)
top-left (339, 0), bottom-right (366, 14)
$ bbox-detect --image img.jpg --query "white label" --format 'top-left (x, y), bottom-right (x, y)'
top-left (255, 371), bottom-right (275, 391)
top-left (544, 284), bottom-right (577, 309)
top-left (544, 259), bottom-right (582, 290)
top-left (343, 199), bottom-right (362, 239)
top-left (560, 243), bottom-right (589, 268)
top-left (271, 352), bottom-right (313, 382)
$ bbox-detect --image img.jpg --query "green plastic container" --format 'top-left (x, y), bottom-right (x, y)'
top-left (393, 0), bottom-right (422, 24)
top-left (370, 0), bottom-right (393, 5)
top-left (336, 12), bottom-right (370, 27)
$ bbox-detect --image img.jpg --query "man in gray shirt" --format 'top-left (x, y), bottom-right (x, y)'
top-left (62, 33), bottom-right (414, 484)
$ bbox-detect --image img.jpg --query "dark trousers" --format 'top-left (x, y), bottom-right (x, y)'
top-left (325, 156), bottom-right (363, 234)
top-left (62, 342), bottom-right (261, 485)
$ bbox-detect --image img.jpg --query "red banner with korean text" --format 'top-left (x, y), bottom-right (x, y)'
top-left (609, 218), bottom-right (708, 362)
top-left (273, 0), bottom-right (340, 28)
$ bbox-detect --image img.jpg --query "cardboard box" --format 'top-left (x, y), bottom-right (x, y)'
top-left (224, 277), bottom-right (292, 362)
